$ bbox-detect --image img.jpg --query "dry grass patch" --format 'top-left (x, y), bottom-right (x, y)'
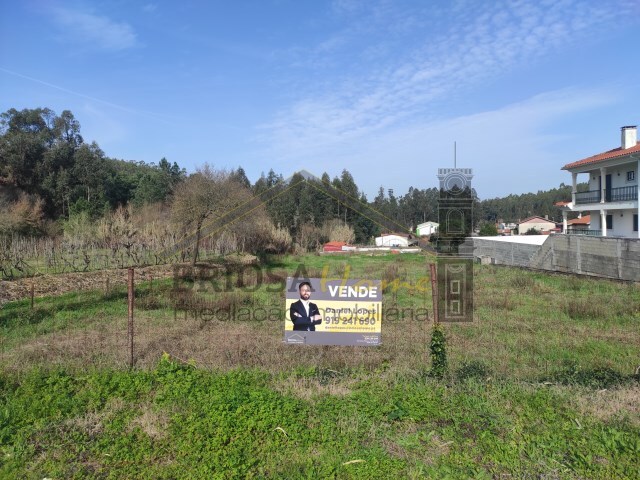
top-left (128, 403), bottom-right (169, 440)
top-left (382, 423), bottom-right (451, 465)
top-left (572, 384), bottom-right (640, 427)
top-left (63, 411), bottom-right (105, 440)
top-left (274, 375), bottom-right (356, 400)
top-left (63, 397), bottom-right (127, 437)
top-left (476, 293), bottom-right (519, 311)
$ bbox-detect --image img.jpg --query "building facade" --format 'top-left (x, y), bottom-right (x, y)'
top-left (560, 126), bottom-right (640, 238)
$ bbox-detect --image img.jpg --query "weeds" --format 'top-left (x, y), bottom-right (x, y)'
top-left (564, 298), bottom-right (607, 320)
top-left (456, 360), bottom-right (493, 381)
top-left (545, 362), bottom-right (634, 389)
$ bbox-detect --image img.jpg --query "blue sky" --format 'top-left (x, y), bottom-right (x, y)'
top-left (2, 0), bottom-right (639, 200)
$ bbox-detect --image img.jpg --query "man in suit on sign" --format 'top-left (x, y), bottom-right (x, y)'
top-left (289, 281), bottom-right (322, 331)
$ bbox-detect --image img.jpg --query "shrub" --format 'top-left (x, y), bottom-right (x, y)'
top-left (430, 324), bottom-right (447, 379)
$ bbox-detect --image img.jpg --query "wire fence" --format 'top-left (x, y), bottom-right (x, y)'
top-left (2, 262), bottom-right (639, 383)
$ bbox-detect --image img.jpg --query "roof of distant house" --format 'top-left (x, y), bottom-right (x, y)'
top-left (324, 241), bottom-right (347, 247)
top-left (562, 141), bottom-right (640, 170)
top-left (568, 215), bottom-right (591, 225)
top-left (519, 216), bottom-right (555, 224)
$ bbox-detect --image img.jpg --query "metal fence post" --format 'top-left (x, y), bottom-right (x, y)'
top-left (429, 263), bottom-right (439, 325)
top-left (128, 268), bottom-right (134, 368)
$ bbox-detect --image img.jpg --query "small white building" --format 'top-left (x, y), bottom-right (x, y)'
top-left (416, 221), bottom-right (439, 236)
top-left (375, 233), bottom-right (409, 247)
top-left (518, 216), bottom-right (556, 235)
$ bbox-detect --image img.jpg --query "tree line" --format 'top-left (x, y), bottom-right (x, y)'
top-left (1, 107), bottom-right (580, 249)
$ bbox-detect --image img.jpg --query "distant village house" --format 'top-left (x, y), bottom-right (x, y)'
top-left (517, 216), bottom-right (556, 235)
top-left (416, 221), bottom-right (439, 236)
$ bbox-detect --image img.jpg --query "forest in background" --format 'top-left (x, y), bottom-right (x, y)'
top-left (1, 107), bottom-right (582, 256)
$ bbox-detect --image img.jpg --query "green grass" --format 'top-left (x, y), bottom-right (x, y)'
top-left (0, 356), bottom-right (638, 479)
top-left (1, 253), bottom-right (639, 477)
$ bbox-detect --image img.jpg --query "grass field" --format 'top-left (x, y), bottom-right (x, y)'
top-left (1, 253), bottom-right (639, 478)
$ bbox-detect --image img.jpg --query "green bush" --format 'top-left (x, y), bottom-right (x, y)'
top-left (430, 324), bottom-right (447, 379)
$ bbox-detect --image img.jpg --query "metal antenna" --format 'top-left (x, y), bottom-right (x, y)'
top-left (454, 141), bottom-right (457, 168)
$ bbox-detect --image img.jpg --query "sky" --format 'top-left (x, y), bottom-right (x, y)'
top-left (1, 0), bottom-right (640, 201)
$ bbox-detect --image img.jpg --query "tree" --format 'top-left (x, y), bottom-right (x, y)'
top-left (0, 108), bottom-right (54, 190)
top-left (230, 166), bottom-right (251, 189)
top-left (479, 223), bottom-right (498, 236)
top-left (71, 142), bottom-right (110, 215)
top-left (171, 164), bottom-right (263, 265)
top-left (339, 169), bottom-right (359, 224)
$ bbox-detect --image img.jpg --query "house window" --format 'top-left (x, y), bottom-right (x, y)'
top-left (628, 171), bottom-right (636, 182)
top-left (634, 214), bottom-right (638, 232)
top-left (606, 215), bottom-right (613, 230)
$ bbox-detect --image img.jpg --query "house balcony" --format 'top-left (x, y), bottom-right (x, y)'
top-left (574, 186), bottom-right (638, 205)
top-left (566, 229), bottom-right (602, 236)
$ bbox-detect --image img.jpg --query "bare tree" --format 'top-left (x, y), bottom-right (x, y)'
top-left (171, 165), bottom-right (256, 265)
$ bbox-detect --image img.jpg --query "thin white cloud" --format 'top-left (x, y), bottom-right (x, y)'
top-left (261, 0), bottom-right (634, 160)
top-left (50, 7), bottom-right (138, 51)
top-left (0, 67), bottom-right (174, 124)
top-left (260, 86), bottom-right (617, 199)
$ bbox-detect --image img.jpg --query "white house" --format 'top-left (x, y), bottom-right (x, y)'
top-left (375, 233), bottom-right (409, 247)
top-left (416, 221), bottom-right (439, 236)
top-left (518, 216), bottom-right (556, 235)
top-left (559, 125), bottom-right (639, 238)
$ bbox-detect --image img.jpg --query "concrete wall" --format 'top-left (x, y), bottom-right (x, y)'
top-left (473, 238), bottom-right (542, 268)
top-left (473, 235), bottom-right (640, 281)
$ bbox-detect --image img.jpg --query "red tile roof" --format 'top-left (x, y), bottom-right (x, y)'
top-left (568, 215), bottom-right (590, 225)
top-left (563, 141), bottom-right (640, 170)
top-left (325, 241), bottom-right (347, 247)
